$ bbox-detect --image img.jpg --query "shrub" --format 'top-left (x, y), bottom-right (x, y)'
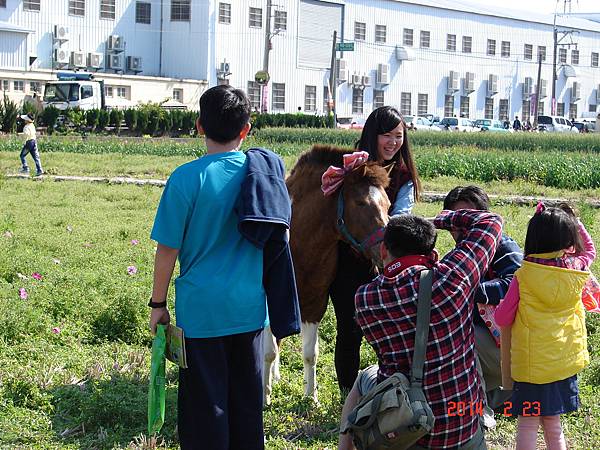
top-left (109, 109), bottom-right (124, 134)
top-left (181, 111), bottom-right (197, 135)
top-left (21, 101), bottom-right (39, 122)
top-left (1, 94), bottom-right (19, 133)
top-left (86, 109), bottom-right (100, 129)
top-left (123, 108), bottom-right (137, 132)
top-left (39, 106), bottom-right (61, 134)
top-left (136, 109), bottom-right (149, 134)
top-left (97, 109), bottom-right (110, 131)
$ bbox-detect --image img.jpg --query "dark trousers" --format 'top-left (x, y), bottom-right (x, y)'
top-left (178, 329), bottom-right (265, 450)
top-left (329, 242), bottom-right (375, 393)
top-left (20, 139), bottom-right (43, 173)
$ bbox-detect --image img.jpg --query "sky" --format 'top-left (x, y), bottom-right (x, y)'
top-left (473, 0), bottom-right (600, 15)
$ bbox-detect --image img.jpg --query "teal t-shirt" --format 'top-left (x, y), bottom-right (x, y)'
top-left (151, 151), bottom-right (268, 338)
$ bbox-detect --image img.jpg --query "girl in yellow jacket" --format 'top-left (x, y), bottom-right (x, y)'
top-left (495, 202), bottom-right (595, 450)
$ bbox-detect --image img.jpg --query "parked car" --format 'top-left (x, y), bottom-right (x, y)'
top-left (537, 116), bottom-right (579, 133)
top-left (423, 113), bottom-right (441, 125)
top-left (337, 116), bottom-right (366, 130)
top-left (437, 117), bottom-right (477, 132)
top-left (574, 117), bottom-right (596, 132)
top-left (404, 115), bottom-right (441, 131)
top-left (474, 119), bottom-right (509, 132)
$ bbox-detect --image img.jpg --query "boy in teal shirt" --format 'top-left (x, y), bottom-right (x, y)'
top-left (149, 85), bottom-right (267, 449)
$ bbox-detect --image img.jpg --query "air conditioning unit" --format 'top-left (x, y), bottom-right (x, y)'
top-left (464, 72), bottom-right (475, 93)
top-left (572, 81), bottom-right (581, 100)
top-left (447, 71), bottom-right (459, 92)
top-left (107, 54), bottom-right (124, 71)
top-left (539, 79), bottom-right (548, 98)
top-left (395, 45), bottom-right (415, 61)
top-left (70, 51), bottom-right (86, 68)
top-left (362, 75), bottom-right (371, 87)
top-left (87, 52), bottom-right (103, 69)
top-left (219, 62), bottom-right (230, 74)
top-left (53, 25), bottom-right (70, 41)
top-left (336, 59), bottom-right (348, 83)
top-left (523, 77), bottom-right (533, 97)
top-left (487, 74), bottom-right (498, 96)
top-left (54, 48), bottom-right (69, 65)
top-left (376, 63), bottom-right (389, 85)
top-left (351, 73), bottom-right (362, 86)
top-left (127, 56), bottom-right (143, 72)
top-left (107, 35), bottom-right (125, 52)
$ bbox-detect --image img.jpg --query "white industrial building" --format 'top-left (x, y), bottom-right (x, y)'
top-left (1, 0), bottom-right (600, 120)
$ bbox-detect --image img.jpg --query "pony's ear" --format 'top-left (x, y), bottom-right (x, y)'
top-left (351, 164), bottom-right (368, 177)
top-left (383, 162), bottom-right (395, 176)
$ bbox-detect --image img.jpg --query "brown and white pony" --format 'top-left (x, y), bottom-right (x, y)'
top-left (263, 144), bottom-right (391, 404)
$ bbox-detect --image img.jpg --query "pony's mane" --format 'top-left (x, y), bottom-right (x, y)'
top-left (289, 144), bottom-right (389, 189)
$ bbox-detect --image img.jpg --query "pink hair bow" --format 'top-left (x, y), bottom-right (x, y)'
top-left (321, 151), bottom-right (370, 196)
top-left (535, 201), bottom-right (546, 215)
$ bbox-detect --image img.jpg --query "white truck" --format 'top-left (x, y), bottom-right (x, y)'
top-left (42, 72), bottom-right (106, 111)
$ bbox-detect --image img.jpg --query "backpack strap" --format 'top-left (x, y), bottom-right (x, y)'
top-left (409, 269), bottom-right (433, 388)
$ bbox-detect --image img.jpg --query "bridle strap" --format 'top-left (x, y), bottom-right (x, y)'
top-left (336, 187), bottom-right (385, 254)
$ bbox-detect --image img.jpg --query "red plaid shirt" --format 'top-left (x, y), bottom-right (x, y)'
top-left (355, 210), bottom-right (503, 449)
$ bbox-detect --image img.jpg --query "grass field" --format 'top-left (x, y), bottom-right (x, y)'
top-left (1, 144), bottom-right (599, 449)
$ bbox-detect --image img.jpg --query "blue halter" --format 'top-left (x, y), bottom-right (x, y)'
top-left (336, 187), bottom-right (385, 254)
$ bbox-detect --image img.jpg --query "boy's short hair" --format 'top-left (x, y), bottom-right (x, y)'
top-left (199, 85), bottom-right (251, 144)
top-left (384, 215), bottom-right (437, 258)
top-left (443, 185), bottom-right (490, 211)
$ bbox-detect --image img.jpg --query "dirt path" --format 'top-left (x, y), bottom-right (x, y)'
top-left (7, 173), bottom-right (600, 208)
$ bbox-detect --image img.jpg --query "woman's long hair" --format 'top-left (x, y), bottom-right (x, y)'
top-left (355, 106), bottom-right (421, 201)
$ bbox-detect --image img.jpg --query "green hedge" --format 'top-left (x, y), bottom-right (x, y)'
top-left (254, 127), bottom-right (600, 152)
top-left (251, 113), bottom-right (333, 130)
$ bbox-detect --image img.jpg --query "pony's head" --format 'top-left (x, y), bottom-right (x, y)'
top-left (339, 161), bottom-right (391, 265)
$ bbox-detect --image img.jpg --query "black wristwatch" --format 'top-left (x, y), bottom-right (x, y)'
top-left (148, 299), bottom-right (167, 308)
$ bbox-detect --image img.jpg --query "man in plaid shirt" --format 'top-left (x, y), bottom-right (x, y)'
top-left (339, 209), bottom-right (503, 450)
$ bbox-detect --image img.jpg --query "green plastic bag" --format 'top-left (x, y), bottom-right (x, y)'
top-left (148, 324), bottom-right (167, 435)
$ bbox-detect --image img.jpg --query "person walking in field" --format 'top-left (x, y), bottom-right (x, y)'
top-left (18, 113), bottom-right (44, 176)
top-left (495, 203), bottom-right (595, 450)
top-left (149, 85), bottom-right (283, 450)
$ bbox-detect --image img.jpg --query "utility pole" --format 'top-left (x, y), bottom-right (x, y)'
top-left (261, 0), bottom-right (272, 113)
top-left (328, 30), bottom-right (337, 128)
top-left (551, 22), bottom-right (558, 114)
top-left (533, 49), bottom-right (543, 127)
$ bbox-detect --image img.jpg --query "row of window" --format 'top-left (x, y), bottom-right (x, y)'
top-left (353, 23), bottom-right (600, 67)
top-left (0, 79), bottom-right (42, 93)
top-left (217, 3), bottom-right (287, 30)
top-left (4, 0), bottom-right (175, 24)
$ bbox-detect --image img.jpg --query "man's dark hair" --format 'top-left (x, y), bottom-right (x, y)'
top-left (443, 185), bottom-right (490, 211)
top-left (384, 215), bottom-right (437, 258)
top-left (198, 85), bottom-right (251, 144)
top-left (524, 205), bottom-right (583, 256)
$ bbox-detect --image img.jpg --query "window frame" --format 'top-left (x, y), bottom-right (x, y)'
top-left (13, 80), bottom-right (25, 92)
top-left (100, 0), bottom-right (116, 20)
top-left (304, 85), bottom-right (317, 112)
top-left (249, 7), bottom-right (262, 28)
top-left (417, 93), bottom-right (428, 116)
top-left (354, 21), bottom-right (366, 41)
top-left (485, 97), bottom-right (494, 119)
top-left (444, 95), bottom-right (454, 117)
top-left (68, 0), bottom-right (85, 17)
top-left (501, 41), bottom-right (510, 58)
top-left (218, 2), bottom-right (231, 24)
top-left (460, 95), bottom-right (470, 118)
top-left (462, 36), bottom-right (472, 54)
top-left (592, 52), bottom-right (599, 67)
top-left (447, 34), bottom-right (456, 52)
top-left (400, 92), bottom-right (411, 116)
top-left (135, 1), bottom-right (151, 24)
top-left (172, 88), bottom-right (183, 102)
top-left (272, 82), bottom-right (286, 110)
top-left (247, 81), bottom-right (261, 111)
top-left (559, 48), bottom-right (567, 64)
top-left (373, 89), bottom-right (385, 109)
top-left (524, 44), bottom-right (533, 60)
top-left (403, 28), bottom-right (414, 47)
top-left (375, 24), bottom-right (386, 44)
top-left (23, 0), bottom-right (41, 12)
top-left (274, 9), bottom-right (287, 31)
top-left (571, 49), bottom-right (579, 65)
top-left (171, 0), bottom-right (191, 22)
top-left (487, 39), bottom-right (496, 56)
top-left (352, 87), bottom-right (364, 114)
top-left (116, 86), bottom-right (127, 98)
top-left (420, 30), bottom-right (430, 49)
top-left (538, 46), bottom-right (546, 61)
top-left (499, 99), bottom-right (509, 121)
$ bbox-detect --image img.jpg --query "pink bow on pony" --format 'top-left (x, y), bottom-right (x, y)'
top-left (321, 151), bottom-right (370, 196)
top-left (535, 201), bottom-right (546, 214)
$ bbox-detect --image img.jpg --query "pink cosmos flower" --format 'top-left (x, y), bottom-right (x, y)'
top-left (127, 265), bottom-right (138, 275)
top-left (131, 239), bottom-right (140, 246)
top-left (52, 327), bottom-right (61, 334)
top-left (19, 288), bottom-right (28, 299)
top-left (32, 272), bottom-right (43, 280)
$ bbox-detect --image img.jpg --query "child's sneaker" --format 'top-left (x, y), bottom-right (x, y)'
top-left (34, 170), bottom-right (44, 177)
top-left (18, 168), bottom-right (30, 174)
